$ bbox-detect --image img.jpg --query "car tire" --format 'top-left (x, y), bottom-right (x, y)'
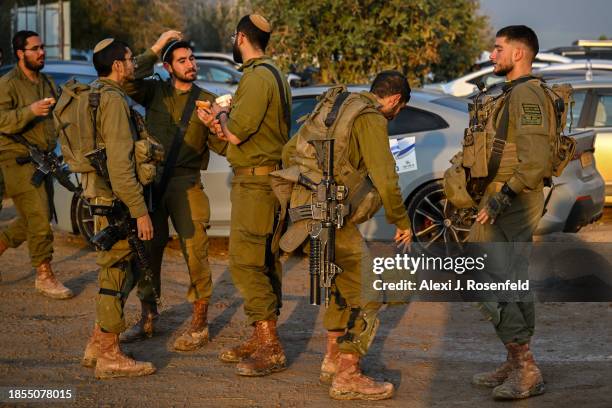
top-left (73, 194), bottom-right (95, 246)
top-left (405, 180), bottom-right (476, 254)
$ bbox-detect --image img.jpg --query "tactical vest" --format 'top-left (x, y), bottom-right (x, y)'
top-left (270, 86), bottom-right (384, 252)
top-left (461, 78), bottom-right (573, 198)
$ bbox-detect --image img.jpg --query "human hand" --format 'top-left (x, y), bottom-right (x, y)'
top-left (151, 30), bottom-right (183, 55)
top-left (30, 97), bottom-right (55, 117)
top-left (136, 214), bottom-right (154, 241)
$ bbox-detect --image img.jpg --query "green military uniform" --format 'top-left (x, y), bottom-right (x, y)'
top-left (123, 49), bottom-right (227, 305)
top-left (82, 78), bottom-right (149, 334)
top-left (225, 56), bottom-right (291, 325)
top-left (0, 66), bottom-right (56, 267)
top-left (468, 77), bottom-right (555, 345)
top-left (283, 91), bottom-right (410, 356)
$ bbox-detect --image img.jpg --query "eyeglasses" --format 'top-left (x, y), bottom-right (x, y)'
top-left (23, 45), bottom-right (45, 52)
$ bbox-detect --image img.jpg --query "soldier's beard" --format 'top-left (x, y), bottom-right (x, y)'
top-left (24, 55), bottom-right (44, 72)
top-left (232, 42), bottom-right (243, 64)
top-left (174, 70), bottom-right (197, 83)
top-left (493, 63), bottom-right (512, 77)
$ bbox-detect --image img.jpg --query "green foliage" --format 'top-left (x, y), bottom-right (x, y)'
top-left (249, 0), bottom-right (490, 85)
top-left (71, 0), bottom-right (186, 53)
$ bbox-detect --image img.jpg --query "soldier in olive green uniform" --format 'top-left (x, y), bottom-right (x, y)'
top-left (81, 39), bottom-right (156, 379)
top-left (0, 31), bottom-right (72, 299)
top-left (466, 26), bottom-right (554, 400)
top-left (197, 15), bottom-right (290, 377)
top-left (119, 32), bottom-right (228, 351)
top-left (281, 72), bottom-right (412, 400)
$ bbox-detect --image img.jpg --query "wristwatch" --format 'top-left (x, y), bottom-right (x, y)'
top-left (215, 111), bottom-right (228, 121)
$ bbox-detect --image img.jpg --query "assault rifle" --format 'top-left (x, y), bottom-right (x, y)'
top-left (296, 139), bottom-right (348, 306)
top-left (4, 133), bottom-right (80, 193)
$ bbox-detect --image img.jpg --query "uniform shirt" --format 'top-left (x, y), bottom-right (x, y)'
top-left (81, 78), bottom-right (147, 219)
top-left (0, 65), bottom-right (57, 159)
top-left (226, 56), bottom-right (291, 168)
top-left (492, 77), bottom-right (555, 193)
top-left (124, 49), bottom-right (227, 172)
top-left (283, 91), bottom-right (410, 231)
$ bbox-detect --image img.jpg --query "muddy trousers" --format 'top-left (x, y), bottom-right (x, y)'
top-left (323, 222), bottom-right (382, 356)
top-left (137, 173), bottom-right (213, 304)
top-left (0, 160), bottom-right (53, 267)
top-left (228, 175), bottom-right (282, 325)
top-left (468, 190), bottom-right (544, 345)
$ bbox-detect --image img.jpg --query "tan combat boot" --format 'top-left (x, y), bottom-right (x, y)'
top-left (329, 352), bottom-right (394, 401)
top-left (34, 260), bottom-right (73, 299)
top-left (82, 324), bottom-right (103, 368)
top-left (219, 327), bottom-right (259, 363)
top-left (173, 299), bottom-right (209, 351)
top-left (492, 343), bottom-right (545, 400)
top-left (320, 331), bottom-right (344, 384)
top-left (94, 330), bottom-right (156, 379)
top-left (120, 301), bottom-right (159, 343)
top-left (235, 320), bottom-right (287, 376)
top-left (472, 350), bottom-right (513, 387)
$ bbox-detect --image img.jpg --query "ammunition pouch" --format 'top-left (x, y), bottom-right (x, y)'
top-left (461, 128), bottom-right (489, 178)
top-left (552, 134), bottom-right (576, 177)
top-left (134, 137), bottom-right (164, 186)
top-left (443, 151), bottom-right (477, 209)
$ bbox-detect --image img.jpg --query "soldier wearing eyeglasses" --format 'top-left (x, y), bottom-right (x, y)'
top-left (0, 30), bottom-right (73, 299)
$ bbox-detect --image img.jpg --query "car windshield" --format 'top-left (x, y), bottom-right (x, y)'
top-left (431, 96), bottom-right (469, 112)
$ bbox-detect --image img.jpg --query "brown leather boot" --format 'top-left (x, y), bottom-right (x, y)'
top-left (34, 260), bottom-right (73, 299)
top-left (235, 320), bottom-right (286, 376)
top-left (173, 299), bottom-right (209, 351)
top-left (472, 350), bottom-right (513, 387)
top-left (94, 330), bottom-right (156, 379)
top-left (219, 327), bottom-right (259, 363)
top-left (329, 352), bottom-right (394, 400)
top-left (120, 301), bottom-right (159, 343)
top-left (320, 331), bottom-right (344, 384)
top-left (492, 343), bottom-right (545, 400)
top-left (82, 324), bottom-right (103, 368)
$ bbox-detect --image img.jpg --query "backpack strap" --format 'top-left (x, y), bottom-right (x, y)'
top-left (41, 73), bottom-right (58, 100)
top-left (258, 63), bottom-right (291, 136)
top-left (324, 91), bottom-right (350, 128)
top-left (153, 84), bottom-right (200, 206)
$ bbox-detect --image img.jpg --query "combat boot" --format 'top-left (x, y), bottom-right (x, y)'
top-left (173, 299), bottom-right (209, 351)
top-left (472, 350), bottom-right (513, 387)
top-left (82, 324), bottom-right (103, 368)
top-left (120, 301), bottom-right (159, 343)
top-left (235, 320), bottom-right (287, 376)
top-left (94, 330), bottom-right (156, 379)
top-left (329, 352), bottom-right (394, 401)
top-left (34, 260), bottom-right (73, 299)
top-left (320, 330), bottom-right (344, 384)
top-left (492, 343), bottom-right (545, 400)
top-left (219, 327), bottom-right (259, 363)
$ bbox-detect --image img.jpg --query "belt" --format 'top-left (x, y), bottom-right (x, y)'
top-left (232, 164), bottom-right (279, 176)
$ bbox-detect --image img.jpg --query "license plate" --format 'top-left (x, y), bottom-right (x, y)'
top-left (580, 151), bottom-right (594, 168)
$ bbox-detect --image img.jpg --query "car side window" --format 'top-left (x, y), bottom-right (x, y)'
top-left (593, 94), bottom-right (612, 127)
top-left (290, 97), bottom-right (318, 136)
top-left (208, 66), bottom-right (234, 84)
top-left (388, 106), bottom-right (449, 136)
top-left (567, 90), bottom-right (586, 130)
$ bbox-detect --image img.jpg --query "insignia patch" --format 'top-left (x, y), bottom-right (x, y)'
top-left (521, 103), bottom-right (542, 125)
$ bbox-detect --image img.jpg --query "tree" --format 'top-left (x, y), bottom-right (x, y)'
top-left (71, 0), bottom-right (186, 53)
top-left (248, 0), bottom-right (490, 85)
top-left (184, 0), bottom-right (248, 52)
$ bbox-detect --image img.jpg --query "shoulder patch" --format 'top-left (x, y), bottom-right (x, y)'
top-left (521, 103), bottom-right (542, 126)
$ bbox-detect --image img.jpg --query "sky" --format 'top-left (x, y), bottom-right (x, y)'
top-left (479, 0), bottom-right (612, 50)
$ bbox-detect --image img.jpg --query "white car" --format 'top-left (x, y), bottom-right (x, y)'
top-left (424, 62), bottom-right (549, 97)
